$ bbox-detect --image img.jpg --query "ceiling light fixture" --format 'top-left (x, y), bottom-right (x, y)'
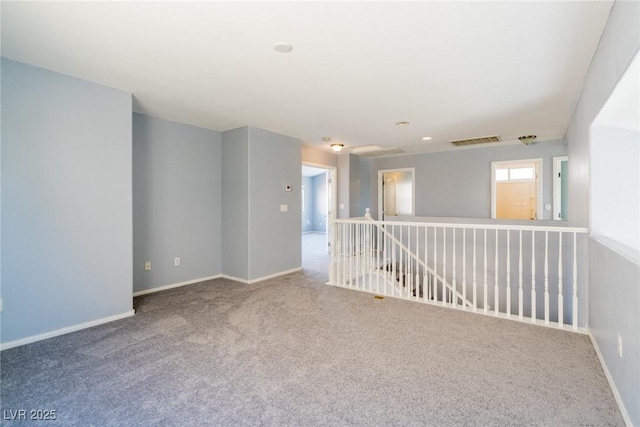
top-left (322, 137), bottom-right (331, 141)
top-left (274, 42), bottom-right (293, 53)
top-left (518, 135), bottom-right (537, 145)
top-left (331, 143), bottom-right (344, 152)
top-left (395, 121), bottom-right (410, 126)
top-left (421, 136), bottom-right (433, 141)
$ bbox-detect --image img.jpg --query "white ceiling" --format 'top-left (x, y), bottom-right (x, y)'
top-left (1, 1), bottom-right (614, 155)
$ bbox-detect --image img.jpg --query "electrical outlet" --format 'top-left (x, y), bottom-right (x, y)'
top-left (618, 334), bottom-right (623, 358)
top-left (144, 261), bottom-right (151, 271)
top-left (174, 257), bottom-right (180, 266)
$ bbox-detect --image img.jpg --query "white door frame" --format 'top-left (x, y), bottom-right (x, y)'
top-left (378, 168), bottom-right (415, 221)
top-left (491, 158), bottom-right (543, 220)
top-left (302, 161), bottom-right (338, 252)
top-left (553, 156), bottom-right (568, 220)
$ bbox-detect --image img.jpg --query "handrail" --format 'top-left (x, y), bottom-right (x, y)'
top-left (335, 215), bottom-right (588, 234)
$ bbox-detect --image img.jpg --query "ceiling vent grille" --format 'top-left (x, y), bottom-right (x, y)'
top-left (450, 135), bottom-right (501, 147)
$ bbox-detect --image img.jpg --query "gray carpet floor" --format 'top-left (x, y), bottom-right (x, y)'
top-left (0, 237), bottom-right (623, 426)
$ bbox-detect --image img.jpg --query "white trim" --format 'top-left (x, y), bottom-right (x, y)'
top-left (378, 167), bottom-right (416, 220)
top-left (302, 161), bottom-right (338, 254)
top-left (588, 331), bottom-right (633, 427)
top-left (248, 267), bottom-right (302, 284)
top-left (491, 158), bottom-right (543, 220)
top-left (0, 309), bottom-right (136, 351)
top-left (221, 267), bottom-right (302, 284)
top-left (221, 274), bottom-right (251, 284)
top-left (248, 126), bottom-right (252, 281)
top-left (133, 274), bottom-right (223, 297)
top-left (553, 156), bottom-right (568, 220)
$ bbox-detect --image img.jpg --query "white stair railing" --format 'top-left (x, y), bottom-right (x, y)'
top-left (363, 210), bottom-right (474, 308)
top-left (328, 210), bottom-right (589, 332)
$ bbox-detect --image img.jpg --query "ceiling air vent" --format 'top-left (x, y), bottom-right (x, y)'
top-left (450, 135), bottom-right (501, 147)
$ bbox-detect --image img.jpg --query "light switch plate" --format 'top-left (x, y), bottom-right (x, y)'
top-left (280, 204), bottom-right (288, 212)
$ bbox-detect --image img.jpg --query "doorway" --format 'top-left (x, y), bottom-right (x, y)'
top-left (378, 168), bottom-right (415, 220)
top-left (301, 163), bottom-right (337, 274)
top-left (491, 159), bottom-right (542, 220)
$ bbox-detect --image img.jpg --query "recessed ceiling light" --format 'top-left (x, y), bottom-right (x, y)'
top-left (395, 121), bottom-right (410, 126)
top-left (421, 136), bottom-right (433, 141)
top-left (274, 42), bottom-right (293, 53)
top-left (322, 137), bottom-right (331, 141)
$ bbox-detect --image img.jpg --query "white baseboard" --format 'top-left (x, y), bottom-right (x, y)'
top-left (221, 267), bottom-right (303, 284)
top-left (220, 274), bottom-right (250, 284)
top-left (0, 310), bottom-right (135, 351)
top-left (248, 267), bottom-right (302, 284)
top-left (588, 331), bottom-right (632, 426)
top-left (133, 274), bottom-right (223, 297)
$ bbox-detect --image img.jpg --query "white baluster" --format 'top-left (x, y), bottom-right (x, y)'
top-left (425, 227), bottom-right (430, 301)
top-left (407, 226), bottom-right (411, 299)
top-left (452, 228), bottom-right (457, 308)
top-left (531, 230), bottom-right (536, 324)
top-left (400, 226), bottom-right (404, 297)
top-left (442, 227), bottom-right (447, 306)
top-left (558, 232), bottom-right (564, 328)
top-left (415, 226), bottom-right (420, 301)
top-left (392, 225), bottom-right (396, 296)
top-left (376, 223), bottom-right (381, 295)
top-left (483, 228), bottom-right (488, 313)
top-left (348, 223), bottom-right (352, 286)
top-left (544, 231), bottom-right (549, 325)
top-left (462, 228), bottom-right (467, 310)
top-left (342, 222), bottom-right (347, 286)
top-left (573, 232), bottom-right (578, 330)
top-left (506, 231), bottom-right (511, 317)
top-left (518, 230), bottom-right (523, 320)
top-left (494, 229), bottom-right (499, 316)
top-left (356, 222), bottom-right (361, 289)
top-left (368, 223), bottom-right (373, 292)
top-left (435, 227), bottom-right (440, 303)
top-left (473, 228), bottom-right (477, 311)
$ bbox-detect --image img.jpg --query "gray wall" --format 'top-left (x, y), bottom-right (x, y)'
top-left (302, 176), bottom-right (315, 232)
top-left (132, 113), bottom-right (222, 293)
top-left (563, 1), bottom-right (640, 424)
top-left (349, 154), bottom-right (372, 218)
top-left (221, 127), bottom-right (250, 280)
top-left (1, 59), bottom-right (133, 343)
top-left (589, 238), bottom-right (639, 425)
top-left (337, 153), bottom-right (350, 218)
top-left (248, 127), bottom-right (301, 280)
top-left (313, 172), bottom-right (327, 232)
top-left (371, 140), bottom-right (567, 220)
